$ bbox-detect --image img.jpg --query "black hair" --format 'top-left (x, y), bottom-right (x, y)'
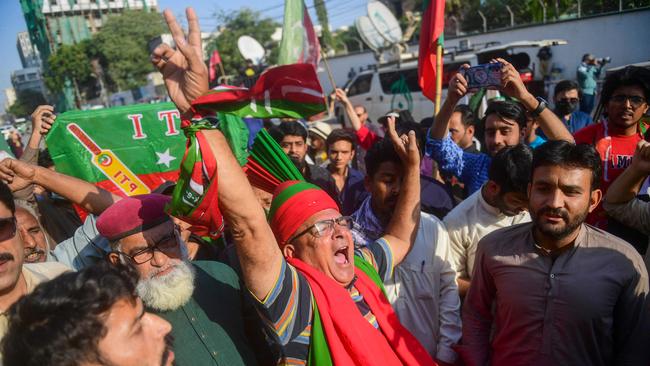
top-left (2, 261), bottom-right (140, 366)
top-left (0, 181), bottom-right (15, 214)
top-left (453, 104), bottom-right (476, 127)
top-left (600, 66), bottom-right (650, 106)
top-left (397, 110), bottom-right (416, 125)
top-left (532, 140), bottom-right (602, 191)
top-left (483, 100), bottom-right (527, 130)
top-left (326, 128), bottom-right (357, 151)
top-left (365, 138), bottom-right (401, 178)
top-left (554, 80), bottom-right (582, 98)
top-left (268, 121), bottom-right (308, 143)
top-left (38, 148), bottom-right (54, 168)
top-left (396, 121), bottom-right (424, 156)
top-left (488, 144), bottom-right (533, 195)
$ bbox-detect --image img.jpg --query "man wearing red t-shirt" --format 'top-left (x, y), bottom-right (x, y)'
top-left (573, 66), bottom-right (650, 229)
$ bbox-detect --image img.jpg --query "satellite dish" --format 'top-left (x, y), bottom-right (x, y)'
top-left (355, 16), bottom-right (387, 51)
top-left (367, 1), bottom-right (403, 44)
top-left (237, 35), bottom-right (265, 65)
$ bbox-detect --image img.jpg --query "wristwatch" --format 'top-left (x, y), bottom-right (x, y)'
top-left (530, 97), bottom-right (548, 117)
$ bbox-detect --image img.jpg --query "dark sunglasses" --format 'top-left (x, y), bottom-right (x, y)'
top-left (558, 98), bottom-right (579, 104)
top-left (0, 217), bottom-right (17, 242)
top-left (611, 95), bottom-right (646, 108)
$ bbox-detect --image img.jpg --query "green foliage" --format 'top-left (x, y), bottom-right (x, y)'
top-left (313, 0), bottom-right (334, 51)
top-left (332, 25), bottom-right (366, 53)
top-left (44, 41), bottom-right (93, 94)
top-left (452, 0), bottom-right (650, 34)
top-left (93, 10), bottom-right (166, 91)
top-left (7, 89), bottom-right (47, 118)
top-left (205, 8), bottom-right (280, 76)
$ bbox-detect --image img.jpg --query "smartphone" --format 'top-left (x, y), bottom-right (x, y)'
top-left (460, 63), bottom-right (502, 91)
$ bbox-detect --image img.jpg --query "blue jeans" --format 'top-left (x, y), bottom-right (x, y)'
top-left (580, 93), bottom-right (595, 115)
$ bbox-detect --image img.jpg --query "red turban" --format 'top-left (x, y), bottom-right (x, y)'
top-left (97, 194), bottom-right (171, 241)
top-left (268, 181), bottom-right (339, 246)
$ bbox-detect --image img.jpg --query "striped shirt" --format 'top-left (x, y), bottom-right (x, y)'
top-left (253, 238), bottom-right (394, 365)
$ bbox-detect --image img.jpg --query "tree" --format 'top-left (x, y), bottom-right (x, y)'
top-left (314, 0), bottom-right (334, 51)
top-left (205, 9), bottom-right (280, 78)
top-left (93, 10), bottom-right (166, 91)
top-left (44, 41), bottom-right (93, 107)
top-left (7, 89), bottom-right (47, 118)
top-left (332, 25), bottom-right (365, 54)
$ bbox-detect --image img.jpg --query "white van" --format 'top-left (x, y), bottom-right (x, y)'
top-left (337, 39), bottom-right (566, 124)
top-left (339, 57), bottom-right (471, 123)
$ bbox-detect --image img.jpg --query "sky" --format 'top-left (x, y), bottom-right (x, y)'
top-left (0, 0), bottom-right (368, 113)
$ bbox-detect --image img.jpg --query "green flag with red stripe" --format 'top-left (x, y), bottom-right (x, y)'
top-left (191, 63), bottom-right (326, 119)
top-left (45, 102), bottom-right (185, 198)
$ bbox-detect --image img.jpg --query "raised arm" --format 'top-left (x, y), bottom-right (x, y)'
top-left (335, 88), bottom-right (362, 131)
top-left (429, 65), bottom-right (469, 140)
top-left (26, 105), bottom-right (56, 151)
top-left (497, 58), bottom-right (574, 143)
top-left (204, 130), bottom-right (283, 300)
top-left (0, 159), bottom-right (120, 215)
top-left (382, 116), bottom-right (421, 265)
top-left (151, 8), bottom-right (282, 300)
top-left (150, 8), bottom-right (208, 119)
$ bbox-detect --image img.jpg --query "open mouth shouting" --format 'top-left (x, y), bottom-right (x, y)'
top-left (334, 246), bottom-right (350, 265)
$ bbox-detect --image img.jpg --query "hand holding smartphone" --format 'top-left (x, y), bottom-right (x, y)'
top-left (459, 62), bottom-right (503, 92)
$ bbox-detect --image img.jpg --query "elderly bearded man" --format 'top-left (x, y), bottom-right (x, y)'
top-left (93, 194), bottom-right (258, 366)
top-left (150, 8), bottom-right (435, 364)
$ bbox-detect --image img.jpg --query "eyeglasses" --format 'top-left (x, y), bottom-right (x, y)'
top-left (610, 94), bottom-right (647, 108)
top-left (114, 229), bottom-right (181, 265)
top-left (0, 217), bottom-right (17, 242)
top-left (289, 216), bottom-right (353, 243)
top-left (558, 98), bottom-right (579, 104)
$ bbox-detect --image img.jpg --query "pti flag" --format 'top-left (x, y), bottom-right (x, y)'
top-left (191, 63), bottom-right (326, 119)
top-left (418, 0), bottom-right (445, 102)
top-left (46, 103), bottom-right (185, 198)
top-left (278, 0), bottom-right (320, 66)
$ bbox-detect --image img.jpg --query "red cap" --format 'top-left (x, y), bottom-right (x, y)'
top-left (97, 194), bottom-right (171, 241)
top-left (268, 181), bottom-right (339, 246)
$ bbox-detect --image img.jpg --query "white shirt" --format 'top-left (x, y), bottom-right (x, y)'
top-left (444, 188), bottom-right (531, 279)
top-left (384, 213), bottom-right (462, 363)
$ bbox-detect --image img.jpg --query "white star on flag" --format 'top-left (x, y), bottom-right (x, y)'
top-left (155, 148), bottom-right (176, 168)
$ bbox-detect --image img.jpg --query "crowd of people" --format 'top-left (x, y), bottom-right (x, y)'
top-left (0, 7), bottom-right (648, 366)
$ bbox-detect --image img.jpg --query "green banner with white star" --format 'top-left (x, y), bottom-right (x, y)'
top-left (45, 102), bottom-right (185, 197)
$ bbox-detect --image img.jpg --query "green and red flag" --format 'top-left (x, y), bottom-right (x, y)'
top-left (418, 0), bottom-right (445, 102)
top-left (168, 63), bottom-right (323, 237)
top-left (191, 63), bottom-right (326, 119)
top-left (278, 0), bottom-right (321, 66)
top-left (45, 103), bottom-right (185, 198)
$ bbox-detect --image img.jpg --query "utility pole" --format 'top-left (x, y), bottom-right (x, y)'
top-left (538, 0), bottom-right (547, 23)
top-left (478, 10), bottom-right (487, 32)
top-left (505, 5), bottom-right (515, 27)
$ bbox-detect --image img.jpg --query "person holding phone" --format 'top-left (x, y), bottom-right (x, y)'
top-left (426, 58), bottom-right (574, 196)
top-left (427, 59), bottom-right (574, 297)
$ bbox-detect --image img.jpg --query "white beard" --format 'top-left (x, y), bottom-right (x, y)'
top-left (136, 259), bottom-right (196, 312)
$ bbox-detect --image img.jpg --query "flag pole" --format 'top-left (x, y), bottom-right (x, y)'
top-left (218, 63), bottom-right (226, 83)
top-left (320, 49), bottom-right (337, 91)
top-left (434, 41), bottom-right (443, 115)
top-left (319, 49), bottom-right (338, 122)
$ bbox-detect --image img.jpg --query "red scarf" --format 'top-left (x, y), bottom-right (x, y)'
top-left (287, 257), bottom-right (436, 366)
